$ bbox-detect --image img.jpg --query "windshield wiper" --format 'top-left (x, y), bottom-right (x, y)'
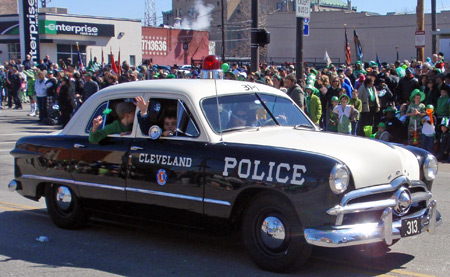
top-left (222, 126), bottom-right (259, 133)
top-left (294, 124), bottom-right (314, 129)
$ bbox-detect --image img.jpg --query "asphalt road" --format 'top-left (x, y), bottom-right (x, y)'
top-left (0, 104), bottom-right (448, 276)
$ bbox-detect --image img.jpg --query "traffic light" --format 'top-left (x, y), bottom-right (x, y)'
top-left (251, 29), bottom-right (270, 46)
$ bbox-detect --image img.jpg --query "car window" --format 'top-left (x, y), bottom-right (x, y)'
top-left (85, 98), bottom-right (137, 136)
top-left (257, 94), bottom-right (312, 127)
top-left (201, 93), bottom-right (312, 133)
top-left (137, 97), bottom-right (200, 138)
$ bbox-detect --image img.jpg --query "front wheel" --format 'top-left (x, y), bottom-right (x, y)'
top-left (242, 193), bottom-right (312, 273)
top-left (45, 184), bottom-right (88, 229)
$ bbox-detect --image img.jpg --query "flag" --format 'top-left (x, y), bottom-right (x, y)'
top-left (353, 29), bottom-right (363, 61)
top-left (376, 53), bottom-right (381, 70)
top-left (117, 48), bottom-right (121, 76)
top-left (324, 50), bottom-right (332, 66)
top-left (344, 25), bottom-right (351, 66)
top-left (110, 47), bottom-right (118, 74)
top-left (88, 48), bottom-right (93, 69)
top-left (76, 42), bottom-right (84, 72)
top-left (101, 47), bottom-right (104, 67)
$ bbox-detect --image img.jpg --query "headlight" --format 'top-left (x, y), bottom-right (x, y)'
top-left (329, 164), bottom-right (349, 194)
top-left (423, 154), bottom-right (438, 181)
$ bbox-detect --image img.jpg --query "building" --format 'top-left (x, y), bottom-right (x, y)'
top-left (163, 0), bottom-right (450, 66)
top-left (266, 10), bottom-right (450, 65)
top-left (163, 0), bottom-right (355, 59)
top-left (0, 3), bottom-right (142, 67)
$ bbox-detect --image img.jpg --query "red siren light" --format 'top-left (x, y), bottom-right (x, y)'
top-left (202, 55), bottom-right (221, 70)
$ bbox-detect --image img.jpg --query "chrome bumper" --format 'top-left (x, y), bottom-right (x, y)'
top-left (304, 200), bottom-right (441, 247)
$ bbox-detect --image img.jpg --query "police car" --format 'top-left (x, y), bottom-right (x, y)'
top-left (9, 56), bottom-right (441, 273)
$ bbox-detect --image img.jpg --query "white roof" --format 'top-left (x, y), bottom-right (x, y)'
top-left (94, 79), bottom-right (287, 104)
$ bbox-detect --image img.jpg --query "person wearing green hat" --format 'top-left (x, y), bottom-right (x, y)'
top-left (374, 122), bottom-right (392, 141)
top-left (353, 61), bottom-right (366, 80)
top-left (436, 117), bottom-right (450, 161)
top-left (327, 96), bottom-right (339, 132)
top-left (349, 89), bottom-right (362, 135)
top-left (406, 89), bottom-right (426, 145)
top-left (304, 85), bottom-right (322, 125)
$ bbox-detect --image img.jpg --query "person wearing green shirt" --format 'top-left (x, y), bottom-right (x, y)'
top-left (89, 102), bottom-right (136, 144)
top-left (23, 69), bottom-right (37, 116)
top-left (349, 89), bottom-right (362, 135)
top-left (406, 89), bottom-right (426, 145)
top-left (304, 85), bottom-right (322, 125)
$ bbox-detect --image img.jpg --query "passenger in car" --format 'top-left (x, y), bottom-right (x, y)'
top-left (135, 96), bottom-right (178, 137)
top-left (89, 101), bottom-right (136, 143)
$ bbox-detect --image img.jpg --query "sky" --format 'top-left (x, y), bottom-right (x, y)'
top-left (45, 0), bottom-right (450, 24)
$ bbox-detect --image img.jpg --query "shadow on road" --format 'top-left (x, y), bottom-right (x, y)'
top-left (0, 209), bottom-right (415, 276)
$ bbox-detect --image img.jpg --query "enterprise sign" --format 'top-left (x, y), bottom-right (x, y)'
top-left (18, 0), bottom-right (40, 62)
top-left (40, 20), bottom-right (115, 37)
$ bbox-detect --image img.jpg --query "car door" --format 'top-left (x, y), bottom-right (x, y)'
top-left (70, 97), bottom-right (139, 202)
top-left (126, 96), bottom-right (206, 214)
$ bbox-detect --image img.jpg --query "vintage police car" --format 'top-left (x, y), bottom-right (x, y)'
top-left (9, 67), bottom-right (441, 272)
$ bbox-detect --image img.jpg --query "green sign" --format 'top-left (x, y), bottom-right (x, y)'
top-left (39, 20), bottom-right (114, 37)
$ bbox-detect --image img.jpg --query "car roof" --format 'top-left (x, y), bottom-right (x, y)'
top-left (93, 79), bottom-right (288, 104)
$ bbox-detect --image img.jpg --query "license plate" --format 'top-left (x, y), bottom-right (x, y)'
top-left (401, 217), bottom-right (422, 237)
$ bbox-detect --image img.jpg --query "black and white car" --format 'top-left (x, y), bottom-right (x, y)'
top-left (9, 72), bottom-right (441, 272)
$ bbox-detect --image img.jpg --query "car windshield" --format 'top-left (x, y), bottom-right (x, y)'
top-left (201, 93), bottom-right (312, 133)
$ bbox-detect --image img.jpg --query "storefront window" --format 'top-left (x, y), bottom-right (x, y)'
top-left (8, 43), bottom-right (20, 61)
top-left (56, 44), bottom-right (86, 66)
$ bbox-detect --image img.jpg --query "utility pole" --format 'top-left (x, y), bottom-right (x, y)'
top-left (221, 0), bottom-right (226, 62)
top-left (431, 0), bottom-right (437, 54)
top-left (416, 0), bottom-right (425, 62)
top-left (250, 0), bottom-right (258, 73)
top-left (296, 17), bottom-right (304, 79)
top-left (296, 0), bottom-right (310, 80)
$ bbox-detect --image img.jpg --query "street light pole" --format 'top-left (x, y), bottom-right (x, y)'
top-left (221, 0), bottom-right (226, 62)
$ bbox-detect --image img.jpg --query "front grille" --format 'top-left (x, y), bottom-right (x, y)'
top-left (328, 177), bottom-right (432, 226)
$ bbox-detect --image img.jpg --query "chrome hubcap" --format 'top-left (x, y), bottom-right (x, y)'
top-left (55, 186), bottom-right (72, 211)
top-left (260, 216), bottom-right (286, 249)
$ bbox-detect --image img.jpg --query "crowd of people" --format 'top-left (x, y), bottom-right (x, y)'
top-left (0, 52), bottom-right (449, 162)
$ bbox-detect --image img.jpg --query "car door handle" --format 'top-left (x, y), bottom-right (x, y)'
top-left (130, 146), bottom-right (144, 151)
top-left (74, 143), bottom-right (85, 149)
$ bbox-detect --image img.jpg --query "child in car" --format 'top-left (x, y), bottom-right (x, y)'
top-left (89, 101), bottom-right (136, 143)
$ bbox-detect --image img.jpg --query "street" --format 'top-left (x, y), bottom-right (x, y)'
top-left (0, 104), bottom-right (449, 277)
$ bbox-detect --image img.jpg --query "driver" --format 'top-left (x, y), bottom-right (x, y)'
top-left (229, 107), bottom-right (249, 128)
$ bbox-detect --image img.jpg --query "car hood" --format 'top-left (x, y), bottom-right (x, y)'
top-left (222, 128), bottom-right (420, 189)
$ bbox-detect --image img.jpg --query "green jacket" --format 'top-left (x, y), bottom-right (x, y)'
top-left (349, 98), bottom-right (362, 120)
top-left (307, 94), bottom-right (322, 124)
top-left (89, 120), bottom-right (132, 144)
top-left (435, 95), bottom-right (450, 117)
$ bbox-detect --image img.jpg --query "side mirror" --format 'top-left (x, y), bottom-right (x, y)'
top-left (149, 125), bottom-right (162, 140)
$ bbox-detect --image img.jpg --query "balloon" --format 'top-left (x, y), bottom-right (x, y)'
top-left (221, 63), bottom-right (229, 72)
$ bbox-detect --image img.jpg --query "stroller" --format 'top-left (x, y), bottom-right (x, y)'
top-left (43, 104), bottom-right (60, 125)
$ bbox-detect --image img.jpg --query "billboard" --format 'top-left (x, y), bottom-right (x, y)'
top-left (18, 0), bottom-right (40, 62)
top-left (142, 27), bottom-right (209, 65)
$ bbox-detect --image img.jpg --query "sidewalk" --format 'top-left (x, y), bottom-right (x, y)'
top-left (0, 102), bottom-right (60, 131)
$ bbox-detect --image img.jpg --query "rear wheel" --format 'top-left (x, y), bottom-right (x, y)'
top-left (45, 184), bottom-right (87, 229)
top-left (242, 193), bottom-right (312, 273)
